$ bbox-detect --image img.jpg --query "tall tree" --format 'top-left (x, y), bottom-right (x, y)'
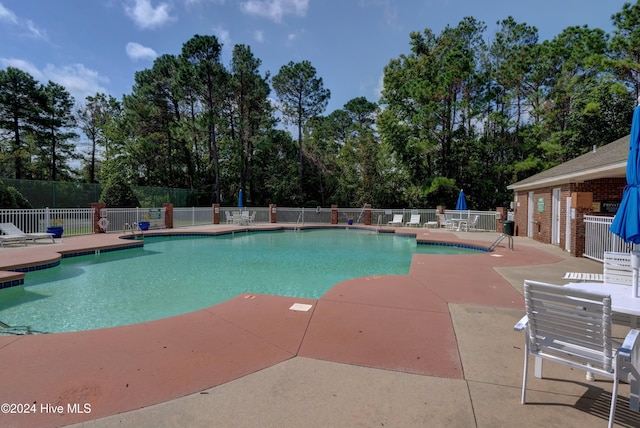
top-left (123, 54), bottom-right (193, 188)
top-left (610, 1), bottom-right (640, 99)
top-left (180, 34), bottom-right (228, 203)
top-left (76, 93), bottom-right (120, 183)
top-left (0, 67), bottom-right (42, 179)
top-left (272, 60), bottom-right (330, 201)
top-left (34, 81), bottom-right (79, 181)
top-left (228, 44), bottom-right (273, 205)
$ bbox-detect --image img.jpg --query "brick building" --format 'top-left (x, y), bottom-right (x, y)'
top-left (507, 135), bottom-right (629, 257)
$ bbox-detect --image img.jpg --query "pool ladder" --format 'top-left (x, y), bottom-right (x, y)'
top-left (489, 233), bottom-right (513, 251)
top-left (123, 222), bottom-right (144, 237)
top-left (294, 211), bottom-right (303, 232)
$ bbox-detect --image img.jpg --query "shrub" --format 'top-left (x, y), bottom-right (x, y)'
top-left (100, 175), bottom-right (140, 207)
top-left (0, 180), bottom-right (31, 209)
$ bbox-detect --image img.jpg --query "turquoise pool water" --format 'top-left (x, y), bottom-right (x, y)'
top-left (0, 229), bottom-right (483, 333)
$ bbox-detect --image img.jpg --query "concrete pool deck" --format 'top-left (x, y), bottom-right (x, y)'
top-left (1, 225), bottom-right (639, 427)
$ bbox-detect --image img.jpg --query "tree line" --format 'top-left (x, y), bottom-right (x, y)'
top-left (2, 3), bottom-right (640, 210)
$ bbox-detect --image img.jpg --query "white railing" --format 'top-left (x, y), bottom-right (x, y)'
top-left (103, 207), bottom-right (165, 232)
top-left (584, 215), bottom-right (638, 262)
top-left (0, 208), bottom-right (94, 236)
top-left (173, 207), bottom-right (213, 226)
top-left (0, 206), bottom-right (501, 237)
top-left (368, 209), bottom-right (498, 231)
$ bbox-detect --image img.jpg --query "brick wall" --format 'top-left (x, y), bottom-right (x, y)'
top-left (512, 177), bottom-right (626, 256)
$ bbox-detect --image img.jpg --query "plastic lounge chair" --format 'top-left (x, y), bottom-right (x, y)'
top-left (0, 222), bottom-right (54, 244)
top-left (0, 233), bottom-right (27, 247)
top-left (515, 280), bottom-right (640, 427)
top-left (225, 211), bottom-right (234, 224)
top-left (387, 214), bottom-right (403, 226)
top-left (405, 214), bottom-right (421, 227)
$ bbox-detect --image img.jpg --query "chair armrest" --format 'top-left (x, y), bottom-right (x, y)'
top-left (514, 315), bottom-right (528, 332)
top-left (619, 329), bottom-right (640, 360)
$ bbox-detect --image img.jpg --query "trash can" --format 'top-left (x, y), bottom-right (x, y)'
top-left (503, 220), bottom-right (514, 236)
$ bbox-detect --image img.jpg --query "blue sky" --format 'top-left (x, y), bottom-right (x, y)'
top-left (0, 0), bottom-right (630, 115)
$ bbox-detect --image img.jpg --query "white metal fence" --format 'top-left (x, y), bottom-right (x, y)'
top-left (102, 207), bottom-right (166, 232)
top-left (0, 206), bottom-right (501, 237)
top-left (0, 208), bottom-right (94, 236)
top-left (584, 215), bottom-right (637, 262)
top-left (174, 207), bottom-right (214, 226)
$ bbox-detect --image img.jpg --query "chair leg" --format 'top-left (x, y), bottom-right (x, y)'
top-left (534, 356), bottom-right (543, 378)
top-left (621, 354), bottom-right (640, 411)
top-left (608, 373), bottom-right (620, 428)
top-left (521, 340), bottom-right (529, 404)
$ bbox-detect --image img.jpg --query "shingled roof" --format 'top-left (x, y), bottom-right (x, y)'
top-left (507, 135), bottom-right (630, 191)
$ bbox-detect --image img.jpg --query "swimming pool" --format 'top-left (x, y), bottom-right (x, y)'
top-left (0, 229), bottom-right (484, 333)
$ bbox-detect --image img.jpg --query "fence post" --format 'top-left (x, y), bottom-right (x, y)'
top-left (212, 203), bottom-right (220, 224)
top-left (91, 203), bottom-right (106, 233)
top-left (364, 204), bottom-right (372, 225)
top-left (331, 205), bottom-right (338, 224)
top-left (163, 203), bottom-right (174, 228)
top-left (495, 207), bottom-right (506, 233)
top-left (570, 192), bottom-right (593, 257)
top-left (269, 204), bottom-right (277, 223)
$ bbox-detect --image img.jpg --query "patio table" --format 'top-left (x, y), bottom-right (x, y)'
top-left (564, 282), bottom-right (640, 316)
top-left (448, 217), bottom-right (467, 231)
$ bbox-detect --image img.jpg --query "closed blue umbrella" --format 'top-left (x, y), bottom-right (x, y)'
top-left (610, 106), bottom-right (640, 244)
top-left (456, 189), bottom-right (468, 211)
top-left (238, 189), bottom-right (243, 210)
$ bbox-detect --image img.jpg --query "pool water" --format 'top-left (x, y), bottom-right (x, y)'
top-left (0, 229), bottom-right (483, 333)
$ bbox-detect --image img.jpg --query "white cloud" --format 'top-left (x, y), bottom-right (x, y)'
top-left (286, 32), bottom-right (296, 45)
top-left (1, 58), bottom-right (109, 102)
top-left (42, 64), bottom-right (110, 101)
top-left (0, 58), bottom-right (43, 80)
top-left (126, 42), bottom-right (158, 61)
top-left (184, 0), bottom-right (225, 5)
top-left (253, 30), bottom-right (264, 43)
top-left (124, 0), bottom-right (174, 30)
top-left (24, 19), bottom-right (48, 40)
top-left (213, 24), bottom-right (231, 47)
top-left (240, 0), bottom-right (309, 23)
top-left (0, 2), bottom-right (18, 24)
top-left (0, 3), bottom-right (48, 40)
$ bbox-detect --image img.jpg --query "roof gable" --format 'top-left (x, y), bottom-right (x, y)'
top-left (508, 135), bottom-right (629, 191)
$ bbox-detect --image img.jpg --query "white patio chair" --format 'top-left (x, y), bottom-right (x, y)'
top-left (604, 251), bottom-right (634, 286)
top-left (405, 214), bottom-right (420, 227)
top-left (436, 213), bottom-right (453, 230)
top-left (387, 214), bottom-right (403, 226)
top-left (225, 211), bottom-right (234, 224)
top-left (232, 211), bottom-right (241, 225)
top-left (241, 211), bottom-right (250, 225)
top-left (458, 215), bottom-right (479, 232)
top-left (603, 251), bottom-right (638, 326)
top-left (514, 280), bottom-right (640, 427)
